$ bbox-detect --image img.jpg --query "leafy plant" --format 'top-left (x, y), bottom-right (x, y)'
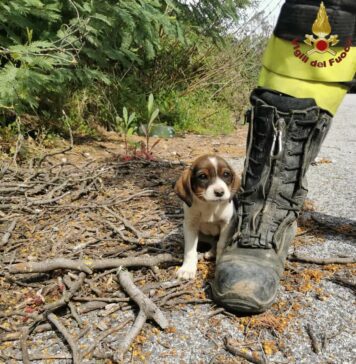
top-left (115, 107), bottom-right (137, 160)
top-left (139, 93), bottom-right (160, 160)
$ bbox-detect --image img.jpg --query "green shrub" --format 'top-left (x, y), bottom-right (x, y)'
top-left (0, 1), bottom-right (249, 109)
top-left (0, 0), bottom-right (266, 138)
top-left (156, 90), bottom-right (232, 135)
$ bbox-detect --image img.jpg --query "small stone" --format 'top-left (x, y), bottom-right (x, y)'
top-left (96, 321), bottom-right (108, 331)
top-left (149, 289), bottom-right (156, 297)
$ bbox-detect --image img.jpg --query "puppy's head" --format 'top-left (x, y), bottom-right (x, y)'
top-left (175, 155), bottom-right (240, 207)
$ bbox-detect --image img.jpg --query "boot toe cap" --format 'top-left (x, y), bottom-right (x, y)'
top-left (211, 260), bottom-right (280, 314)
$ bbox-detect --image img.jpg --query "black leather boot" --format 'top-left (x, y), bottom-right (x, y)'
top-left (211, 88), bottom-right (332, 313)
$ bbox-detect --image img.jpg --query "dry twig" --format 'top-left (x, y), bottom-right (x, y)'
top-left (116, 310), bottom-right (147, 361)
top-left (37, 120), bottom-right (74, 167)
top-left (288, 253), bottom-right (356, 265)
top-left (30, 272), bottom-right (86, 323)
top-left (96, 217), bottom-right (139, 244)
top-left (305, 324), bottom-right (321, 354)
top-left (103, 206), bottom-right (148, 239)
top-left (68, 302), bottom-right (83, 327)
top-left (48, 312), bottom-right (81, 364)
top-left (311, 215), bottom-right (356, 237)
top-left (83, 318), bottom-right (132, 358)
top-left (0, 218), bottom-right (18, 248)
top-left (224, 337), bottom-right (267, 364)
top-left (328, 276), bottom-right (356, 293)
top-left (3, 354), bottom-right (72, 361)
top-left (20, 327), bottom-right (30, 364)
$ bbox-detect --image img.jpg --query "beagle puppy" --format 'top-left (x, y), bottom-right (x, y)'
top-left (174, 155), bottom-right (240, 279)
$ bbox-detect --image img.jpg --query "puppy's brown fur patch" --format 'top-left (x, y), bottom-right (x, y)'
top-left (175, 168), bottom-right (193, 207)
top-left (175, 154), bottom-right (240, 205)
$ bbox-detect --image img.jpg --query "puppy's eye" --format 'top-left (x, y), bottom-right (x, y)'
top-left (198, 173), bottom-right (208, 180)
top-left (223, 171), bottom-right (231, 178)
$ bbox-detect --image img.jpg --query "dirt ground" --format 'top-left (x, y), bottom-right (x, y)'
top-left (0, 118), bottom-right (355, 364)
top-left (56, 127), bottom-right (247, 163)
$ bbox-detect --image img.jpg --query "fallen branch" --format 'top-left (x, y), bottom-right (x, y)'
top-left (224, 337), bottom-right (267, 364)
top-left (0, 218), bottom-right (18, 248)
top-left (117, 269), bottom-right (168, 329)
top-left (48, 312), bottom-right (81, 364)
top-left (8, 258), bottom-right (93, 274)
top-left (113, 269), bottom-right (169, 360)
top-left (4, 272), bottom-right (49, 288)
top-left (0, 323), bottom-right (52, 342)
top-left (288, 253), bottom-right (356, 265)
top-left (9, 253), bottom-right (177, 274)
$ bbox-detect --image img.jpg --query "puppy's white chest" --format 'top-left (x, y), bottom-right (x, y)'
top-left (199, 221), bottom-right (221, 236)
top-left (200, 203), bottom-right (233, 223)
top-left (185, 201), bottom-right (234, 236)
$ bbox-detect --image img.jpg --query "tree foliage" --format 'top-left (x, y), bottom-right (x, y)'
top-left (0, 0), bottom-right (250, 126)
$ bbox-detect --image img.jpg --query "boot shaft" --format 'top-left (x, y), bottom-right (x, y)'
top-left (235, 90), bottom-right (332, 251)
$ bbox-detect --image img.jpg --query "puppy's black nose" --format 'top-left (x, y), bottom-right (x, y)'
top-left (214, 189), bottom-right (224, 197)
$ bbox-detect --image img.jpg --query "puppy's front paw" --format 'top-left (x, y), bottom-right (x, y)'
top-left (176, 264), bottom-right (197, 280)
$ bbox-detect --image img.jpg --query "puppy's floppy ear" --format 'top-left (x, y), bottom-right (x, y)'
top-left (229, 169), bottom-right (241, 202)
top-left (175, 168), bottom-right (193, 207)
